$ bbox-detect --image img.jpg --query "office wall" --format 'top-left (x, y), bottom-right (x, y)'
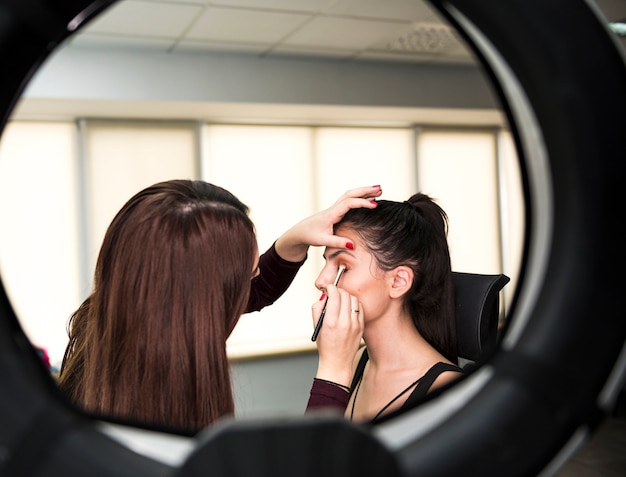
top-left (231, 351), bottom-right (318, 418)
top-left (20, 46), bottom-right (499, 113)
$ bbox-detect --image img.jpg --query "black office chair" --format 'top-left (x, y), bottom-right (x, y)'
top-left (453, 271), bottom-right (510, 365)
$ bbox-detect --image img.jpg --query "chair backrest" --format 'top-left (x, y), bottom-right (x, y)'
top-left (453, 272), bottom-right (510, 363)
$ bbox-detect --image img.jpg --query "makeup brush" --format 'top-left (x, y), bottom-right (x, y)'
top-left (311, 265), bottom-right (346, 341)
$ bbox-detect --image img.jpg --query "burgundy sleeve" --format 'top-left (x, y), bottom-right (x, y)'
top-left (246, 242), bottom-right (307, 313)
top-left (305, 379), bottom-right (350, 413)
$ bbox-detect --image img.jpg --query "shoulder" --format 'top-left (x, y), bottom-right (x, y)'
top-left (429, 362), bottom-right (463, 390)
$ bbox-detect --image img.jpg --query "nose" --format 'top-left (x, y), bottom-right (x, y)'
top-left (314, 263), bottom-right (337, 291)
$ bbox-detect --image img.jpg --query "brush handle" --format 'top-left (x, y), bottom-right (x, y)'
top-left (311, 302), bottom-right (328, 341)
top-left (311, 267), bottom-right (345, 341)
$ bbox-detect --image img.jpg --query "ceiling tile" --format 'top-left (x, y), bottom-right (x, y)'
top-left (356, 49), bottom-right (475, 65)
top-left (186, 7), bottom-right (311, 43)
top-left (70, 33), bottom-right (175, 51)
top-left (140, 0), bottom-right (207, 3)
top-left (367, 21), bottom-right (472, 57)
top-left (324, 0), bottom-right (440, 22)
top-left (210, 0), bottom-right (332, 14)
top-left (175, 39), bottom-right (270, 54)
top-left (269, 44), bottom-right (356, 60)
top-left (282, 16), bottom-right (406, 50)
top-left (62, 0), bottom-right (626, 67)
top-left (82, 0), bottom-right (203, 38)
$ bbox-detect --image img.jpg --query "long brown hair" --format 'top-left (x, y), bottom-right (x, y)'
top-left (58, 180), bottom-right (257, 432)
top-left (336, 193), bottom-right (457, 363)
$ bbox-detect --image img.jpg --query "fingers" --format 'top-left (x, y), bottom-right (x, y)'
top-left (351, 296), bottom-right (364, 330)
top-left (312, 285), bottom-right (363, 383)
top-left (311, 292), bottom-right (327, 326)
top-left (277, 186), bottom-right (382, 256)
top-left (338, 185), bottom-right (383, 202)
top-left (282, 185), bottom-right (381, 258)
top-left (333, 197), bottom-right (380, 215)
top-left (329, 189), bottom-right (381, 217)
top-left (332, 185), bottom-right (381, 211)
top-left (318, 186), bottom-right (382, 250)
top-left (313, 285), bottom-right (362, 337)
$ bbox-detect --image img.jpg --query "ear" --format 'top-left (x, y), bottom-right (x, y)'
top-left (389, 266), bottom-right (413, 299)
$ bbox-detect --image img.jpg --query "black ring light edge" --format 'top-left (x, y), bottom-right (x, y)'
top-left (1, 0), bottom-right (625, 476)
top-left (0, 0), bottom-right (117, 135)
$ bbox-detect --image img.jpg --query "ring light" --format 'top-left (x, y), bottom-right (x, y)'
top-left (1, 1), bottom-right (624, 476)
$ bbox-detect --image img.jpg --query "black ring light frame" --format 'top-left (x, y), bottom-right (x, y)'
top-left (1, 0), bottom-right (625, 476)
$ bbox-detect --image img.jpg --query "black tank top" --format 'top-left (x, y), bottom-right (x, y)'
top-left (349, 348), bottom-right (463, 419)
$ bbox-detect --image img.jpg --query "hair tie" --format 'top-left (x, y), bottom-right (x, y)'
top-left (404, 200), bottom-right (425, 218)
top-left (404, 200), bottom-right (418, 210)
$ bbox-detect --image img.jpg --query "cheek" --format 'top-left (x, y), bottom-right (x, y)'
top-left (343, 272), bottom-right (387, 314)
top-left (360, 291), bottom-right (388, 319)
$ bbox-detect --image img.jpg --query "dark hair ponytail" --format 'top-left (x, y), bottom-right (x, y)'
top-left (404, 193), bottom-right (456, 362)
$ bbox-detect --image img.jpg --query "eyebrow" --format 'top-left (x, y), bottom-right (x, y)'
top-left (323, 249), bottom-right (355, 261)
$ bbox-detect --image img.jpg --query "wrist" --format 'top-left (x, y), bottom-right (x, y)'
top-left (274, 235), bottom-right (308, 262)
top-left (315, 366), bottom-right (352, 388)
top-left (313, 378), bottom-right (350, 392)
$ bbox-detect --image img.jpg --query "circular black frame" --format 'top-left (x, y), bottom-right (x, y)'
top-left (1, 1), bottom-right (625, 476)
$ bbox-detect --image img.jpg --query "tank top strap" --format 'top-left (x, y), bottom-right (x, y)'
top-left (349, 348), bottom-right (369, 394)
top-left (401, 362), bottom-right (463, 410)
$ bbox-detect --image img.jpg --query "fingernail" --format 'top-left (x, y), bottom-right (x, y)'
top-left (372, 185), bottom-right (380, 188)
top-left (346, 242), bottom-right (354, 250)
top-left (319, 293), bottom-right (326, 301)
top-left (370, 200), bottom-right (378, 206)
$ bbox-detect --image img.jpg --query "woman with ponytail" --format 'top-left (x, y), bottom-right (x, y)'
top-left (307, 192), bottom-right (462, 422)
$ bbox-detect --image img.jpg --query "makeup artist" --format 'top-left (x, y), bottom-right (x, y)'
top-left (58, 180), bottom-right (382, 433)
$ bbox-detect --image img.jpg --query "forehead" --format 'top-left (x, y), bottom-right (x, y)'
top-left (323, 229), bottom-right (366, 261)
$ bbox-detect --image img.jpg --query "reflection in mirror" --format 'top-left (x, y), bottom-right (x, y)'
top-left (0, 0), bottom-right (523, 432)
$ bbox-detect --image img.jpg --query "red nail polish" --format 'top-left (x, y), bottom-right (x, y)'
top-left (370, 200), bottom-right (378, 206)
top-left (319, 293), bottom-right (326, 301)
top-left (372, 185), bottom-right (380, 188)
top-left (346, 242), bottom-right (354, 250)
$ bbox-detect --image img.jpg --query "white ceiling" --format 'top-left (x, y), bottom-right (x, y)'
top-left (67, 0), bottom-right (626, 65)
top-left (66, 0), bottom-right (481, 64)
